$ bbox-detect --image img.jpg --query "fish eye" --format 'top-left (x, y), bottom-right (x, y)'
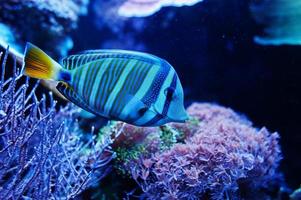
top-left (138, 107), bottom-right (148, 116)
top-left (164, 87), bottom-right (175, 100)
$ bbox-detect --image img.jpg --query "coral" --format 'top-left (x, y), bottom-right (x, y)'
top-left (250, 0), bottom-right (301, 45)
top-left (93, 0), bottom-right (125, 33)
top-left (0, 49), bottom-right (114, 199)
top-left (0, 0), bottom-right (89, 58)
top-left (186, 103), bottom-right (248, 123)
top-left (118, 0), bottom-right (204, 17)
top-left (92, 0), bottom-right (202, 35)
top-left (290, 186), bottom-right (301, 200)
top-left (92, 0), bottom-right (148, 35)
top-left (112, 103), bottom-right (282, 199)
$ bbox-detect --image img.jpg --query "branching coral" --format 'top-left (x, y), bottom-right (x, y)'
top-left (251, 0), bottom-right (301, 45)
top-left (0, 49), bottom-right (114, 199)
top-left (111, 103), bottom-right (282, 199)
top-left (0, 0), bottom-right (89, 58)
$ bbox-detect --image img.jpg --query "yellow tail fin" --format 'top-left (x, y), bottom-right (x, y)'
top-left (23, 42), bottom-right (61, 80)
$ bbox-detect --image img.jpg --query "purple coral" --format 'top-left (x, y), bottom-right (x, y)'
top-left (113, 103), bottom-right (282, 199)
top-left (0, 49), bottom-right (114, 199)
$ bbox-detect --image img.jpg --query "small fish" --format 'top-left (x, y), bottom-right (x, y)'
top-left (22, 42), bottom-right (188, 126)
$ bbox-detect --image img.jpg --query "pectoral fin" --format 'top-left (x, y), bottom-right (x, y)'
top-left (56, 82), bottom-right (101, 117)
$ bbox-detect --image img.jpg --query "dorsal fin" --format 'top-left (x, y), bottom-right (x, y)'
top-left (80, 49), bottom-right (162, 61)
top-left (61, 49), bottom-right (164, 70)
top-left (61, 54), bottom-right (105, 70)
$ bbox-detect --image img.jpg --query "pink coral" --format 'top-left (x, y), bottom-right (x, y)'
top-left (187, 102), bottom-right (248, 123)
top-left (114, 103), bottom-right (282, 199)
top-left (169, 102), bottom-right (250, 140)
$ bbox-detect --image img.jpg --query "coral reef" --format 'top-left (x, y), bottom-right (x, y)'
top-left (251, 0), bottom-right (301, 45)
top-left (118, 0), bottom-right (204, 17)
top-left (0, 49), bottom-right (113, 199)
top-left (111, 103), bottom-right (282, 199)
top-left (0, 0), bottom-right (89, 58)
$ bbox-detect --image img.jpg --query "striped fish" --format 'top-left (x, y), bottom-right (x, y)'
top-left (22, 42), bottom-right (188, 126)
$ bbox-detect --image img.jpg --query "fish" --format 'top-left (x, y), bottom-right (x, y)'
top-left (22, 42), bottom-right (188, 126)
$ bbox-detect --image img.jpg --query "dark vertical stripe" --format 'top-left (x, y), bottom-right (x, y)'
top-left (100, 60), bottom-right (118, 102)
top-left (94, 59), bottom-right (121, 109)
top-left (141, 61), bottom-right (171, 107)
top-left (105, 59), bottom-right (125, 94)
top-left (87, 66), bottom-right (102, 103)
top-left (84, 61), bottom-right (103, 100)
top-left (117, 61), bottom-right (150, 115)
top-left (73, 65), bottom-right (84, 90)
top-left (96, 71), bottom-right (109, 110)
top-left (129, 62), bottom-right (150, 94)
top-left (109, 64), bottom-right (138, 116)
top-left (95, 59), bottom-right (130, 111)
top-left (143, 72), bottom-right (178, 126)
top-left (110, 61), bottom-right (149, 116)
top-left (99, 59), bottom-right (128, 111)
top-left (81, 63), bottom-right (93, 94)
top-left (96, 59), bottom-right (119, 110)
top-left (162, 73), bottom-right (177, 116)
